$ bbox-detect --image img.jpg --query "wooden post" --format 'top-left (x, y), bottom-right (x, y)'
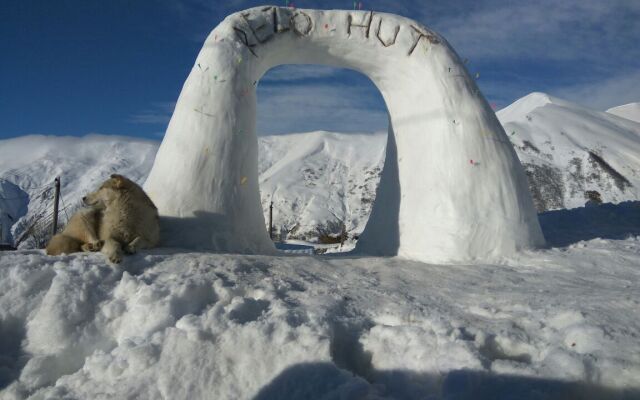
top-left (268, 201), bottom-right (273, 240)
top-left (52, 177), bottom-right (60, 236)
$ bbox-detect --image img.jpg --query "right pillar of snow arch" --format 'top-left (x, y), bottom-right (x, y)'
top-left (356, 110), bottom-right (545, 262)
top-left (347, 20), bottom-right (546, 263)
top-left (144, 7), bottom-right (545, 263)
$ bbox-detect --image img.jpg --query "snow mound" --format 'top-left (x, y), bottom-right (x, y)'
top-left (1, 212), bottom-right (640, 399)
top-left (497, 93), bottom-right (640, 211)
top-left (607, 102), bottom-right (640, 124)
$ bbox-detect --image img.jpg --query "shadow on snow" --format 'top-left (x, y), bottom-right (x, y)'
top-left (538, 201), bottom-right (640, 247)
top-left (252, 362), bottom-right (640, 400)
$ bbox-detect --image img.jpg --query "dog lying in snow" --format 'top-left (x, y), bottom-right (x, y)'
top-left (46, 174), bottom-right (160, 263)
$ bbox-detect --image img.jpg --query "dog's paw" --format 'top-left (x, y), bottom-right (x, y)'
top-left (82, 240), bottom-right (104, 252)
top-left (124, 237), bottom-right (141, 255)
top-left (109, 253), bottom-right (123, 264)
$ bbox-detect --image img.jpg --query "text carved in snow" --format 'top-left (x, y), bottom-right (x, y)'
top-left (233, 8), bottom-right (437, 57)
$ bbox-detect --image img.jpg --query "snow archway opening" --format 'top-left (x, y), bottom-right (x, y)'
top-left (256, 64), bottom-right (389, 246)
top-left (144, 6), bottom-right (545, 263)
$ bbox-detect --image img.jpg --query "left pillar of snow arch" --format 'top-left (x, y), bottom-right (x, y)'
top-left (143, 18), bottom-right (274, 253)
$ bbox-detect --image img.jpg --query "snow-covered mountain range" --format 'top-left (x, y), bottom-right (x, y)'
top-left (1, 94), bottom-right (639, 246)
top-left (499, 93), bottom-right (640, 211)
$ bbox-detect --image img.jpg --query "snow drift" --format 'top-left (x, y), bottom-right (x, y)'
top-left (144, 6), bottom-right (544, 263)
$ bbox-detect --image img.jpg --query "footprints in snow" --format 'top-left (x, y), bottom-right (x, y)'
top-left (228, 298), bottom-right (270, 324)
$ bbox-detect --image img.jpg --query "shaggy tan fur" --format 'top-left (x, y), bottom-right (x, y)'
top-left (83, 174), bottom-right (160, 263)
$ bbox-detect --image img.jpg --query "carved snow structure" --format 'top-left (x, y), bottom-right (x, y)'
top-left (144, 7), bottom-right (545, 263)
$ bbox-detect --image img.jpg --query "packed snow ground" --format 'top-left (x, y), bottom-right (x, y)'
top-left (1, 203), bottom-right (639, 400)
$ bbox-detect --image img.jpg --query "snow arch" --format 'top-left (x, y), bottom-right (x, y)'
top-left (144, 6), bottom-right (545, 263)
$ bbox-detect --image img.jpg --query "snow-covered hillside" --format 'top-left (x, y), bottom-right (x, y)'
top-left (497, 93), bottom-right (640, 211)
top-left (607, 103), bottom-right (640, 124)
top-left (259, 131), bottom-right (386, 241)
top-left (1, 202), bottom-right (639, 399)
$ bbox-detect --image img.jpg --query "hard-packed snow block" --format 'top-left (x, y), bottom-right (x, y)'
top-left (144, 7), bottom-right (545, 262)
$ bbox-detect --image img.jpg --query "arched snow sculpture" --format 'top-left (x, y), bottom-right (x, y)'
top-left (144, 6), bottom-right (545, 262)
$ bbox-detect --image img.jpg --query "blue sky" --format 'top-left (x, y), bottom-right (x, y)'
top-left (1, 0), bottom-right (639, 140)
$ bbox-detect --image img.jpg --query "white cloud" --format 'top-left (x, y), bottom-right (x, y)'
top-left (257, 81), bottom-right (388, 135)
top-left (429, 0), bottom-right (640, 65)
top-left (552, 70), bottom-right (640, 110)
top-left (129, 102), bottom-right (176, 125)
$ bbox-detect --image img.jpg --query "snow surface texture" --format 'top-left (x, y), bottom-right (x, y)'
top-left (144, 6), bottom-right (544, 263)
top-left (607, 103), bottom-right (640, 124)
top-left (497, 93), bottom-right (640, 211)
top-left (1, 203), bottom-right (639, 399)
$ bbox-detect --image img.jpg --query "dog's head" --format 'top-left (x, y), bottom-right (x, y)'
top-left (82, 174), bottom-right (130, 209)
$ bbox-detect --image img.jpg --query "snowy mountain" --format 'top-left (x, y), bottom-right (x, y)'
top-left (0, 135), bottom-right (158, 248)
top-left (497, 93), bottom-right (640, 211)
top-left (2, 94), bottom-right (640, 247)
top-left (259, 131), bottom-right (385, 241)
top-left (607, 102), bottom-right (640, 124)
